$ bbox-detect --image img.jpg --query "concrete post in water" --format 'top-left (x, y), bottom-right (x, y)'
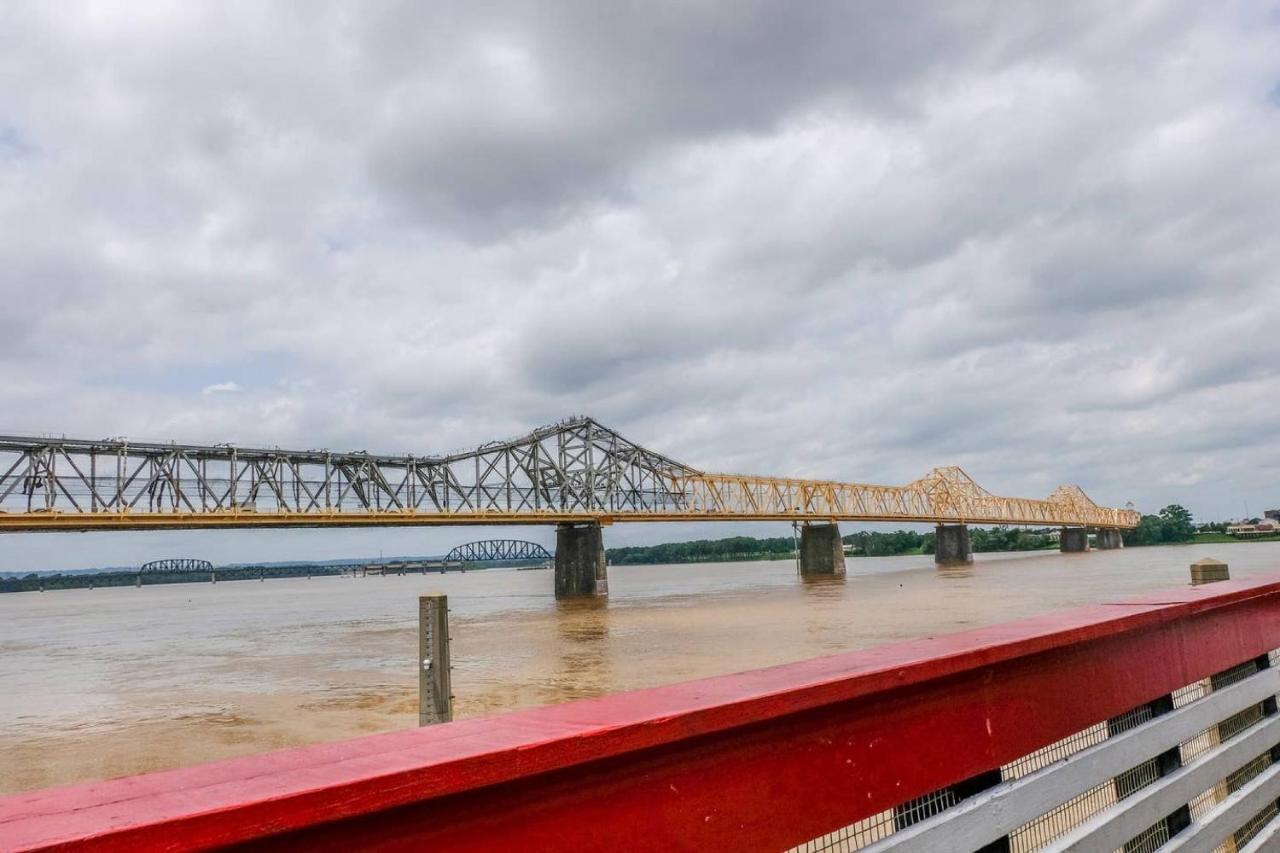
top-left (1190, 558), bottom-right (1229, 586)
top-left (418, 594), bottom-right (453, 725)
top-left (1093, 528), bottom-right (1123, 550)
top-left (1059, 527), bottom-right (1089, 553)
top-left (934, 524), bottom-right (972, 565)
top-left (799, 522), bottom-right (846, 576)
top-left (554, 521), bottom-right (608, 598)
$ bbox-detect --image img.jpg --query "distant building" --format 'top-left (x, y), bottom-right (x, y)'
top-left (1229, 520), bottom-right (1279, 538)
top-left (1266, 509), bottom-right (1280, 522)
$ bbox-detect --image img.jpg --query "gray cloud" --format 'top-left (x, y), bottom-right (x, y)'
top-left (1, 1), bottom-right (1279, 570)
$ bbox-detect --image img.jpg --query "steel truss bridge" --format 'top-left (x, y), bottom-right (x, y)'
top-left (0, 417), bottom-right (1139, 532)
top-left (445, 540), bottom-right (551, 564)
top-left (139, 558), bottom-right (214, 575)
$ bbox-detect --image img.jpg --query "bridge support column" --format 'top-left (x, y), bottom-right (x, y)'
top-left (934, 524), bottom-right (972, 565)
top-left (1059, 527), bottom-right (1089, 553)
top-left (799, 523), bottom-right (845, 576)
top-left (1094, 528), bottom-right (1123, 550)
top-left (555, 522), bottom-right (608, 599)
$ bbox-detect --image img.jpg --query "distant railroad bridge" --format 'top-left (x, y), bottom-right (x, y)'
top-left (140, 558), bottom-right (214, 575)
top-left (444, 540), bottom-right (551, 565)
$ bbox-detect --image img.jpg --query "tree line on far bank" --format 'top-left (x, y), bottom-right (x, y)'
top-left (609, 526), bottom-right (1062, 564)
top-left (607, 504), bottom-right (1204, 564)
top-left (608, 536), bottom-right (797, 565)
top-left (842, 527), bottom-right (1060, 556)
top-left (1123, 504), bottom-right (1196, 545)
top-left (0, 564), bottom-right (345, 594)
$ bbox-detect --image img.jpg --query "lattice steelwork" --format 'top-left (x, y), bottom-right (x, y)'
top-left (0, 417), bottom-right (1139, 532)
top-left (139, 558), bottom-right (214, 574)
top-left (792, 649), bottom-right (1280, 853)
top-left (443, 540), bottom-right (551, 564)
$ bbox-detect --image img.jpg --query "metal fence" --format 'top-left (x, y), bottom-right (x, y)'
top-left (794, 650), bottom-right (1280, 853)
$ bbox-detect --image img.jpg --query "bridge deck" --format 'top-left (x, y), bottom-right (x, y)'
top-left (0, 417), bottom-right (1138, 533)
top-left (0, 509), bottom-right (1132, 532)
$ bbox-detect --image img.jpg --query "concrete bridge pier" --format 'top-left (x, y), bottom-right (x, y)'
top-left (555, 522), bottom-right (609, 599)
top-left (935, 524), bottom-right (972, 565)
top-left (1059, 527), bottom-right (1089, 552)
top-left (799, 522), bottom-right (846, 576)
top-left (1094, 528), bottom-right (1124, 550)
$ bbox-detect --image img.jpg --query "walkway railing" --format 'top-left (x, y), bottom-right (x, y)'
top-left (4, 575), bottom-right (1280, 851)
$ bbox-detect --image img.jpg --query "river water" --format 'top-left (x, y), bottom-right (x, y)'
top-left (3, 542), bottom-right (1279, 794)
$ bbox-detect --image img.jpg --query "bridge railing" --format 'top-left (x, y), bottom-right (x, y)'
top-left (4, 575), bottom-right (1280, 851)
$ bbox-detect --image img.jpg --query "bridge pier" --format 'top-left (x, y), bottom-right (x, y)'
top-left (1094, 528), bottom-right (1123, 550)
top-left (934, 524), bottom-right (972, 565)
top-left (799, 523), bottom-right (846, 576)
top-left (1059, 527), bottom-right (1089, 552)
top-left (555, 522), bottom-right (608, 599)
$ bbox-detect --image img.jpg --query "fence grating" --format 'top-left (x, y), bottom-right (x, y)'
top-left (791, 647), bottom-right (1280, 853)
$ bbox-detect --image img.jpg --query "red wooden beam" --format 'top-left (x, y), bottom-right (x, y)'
top-left (4, 574), bottom-right (1280, 852)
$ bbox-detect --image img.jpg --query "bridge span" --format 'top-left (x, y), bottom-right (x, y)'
top-left (0, 416), bottom-right (1137, 597)
top-left (445, 539), bottom-right (551, 566)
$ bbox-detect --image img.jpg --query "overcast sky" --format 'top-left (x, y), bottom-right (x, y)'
top-left (2, 3), bottom-right (1279, 570)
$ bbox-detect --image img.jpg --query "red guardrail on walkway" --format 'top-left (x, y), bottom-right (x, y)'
top-left (4, 573), bottom-right (1280, 851)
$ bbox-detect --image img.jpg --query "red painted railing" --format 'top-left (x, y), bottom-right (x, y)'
top-left (4, 574), bottom-right (1280, 851)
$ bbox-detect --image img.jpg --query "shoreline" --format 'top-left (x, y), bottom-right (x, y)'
top-left (3, 532), bottom-right (1274, 593)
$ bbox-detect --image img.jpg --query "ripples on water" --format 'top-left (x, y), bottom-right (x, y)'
top-left (2, 542), bottom-right (1279, 791)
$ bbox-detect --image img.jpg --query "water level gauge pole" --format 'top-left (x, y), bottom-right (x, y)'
top-left (418, 594), bottom-right (453, 725)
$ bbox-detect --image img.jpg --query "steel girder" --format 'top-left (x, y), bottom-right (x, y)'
top-left (0, 417), bottom-right (1140, 531)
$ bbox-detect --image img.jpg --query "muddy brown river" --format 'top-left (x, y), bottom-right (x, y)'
top-left (3, 542), bottom-right (1279, 794)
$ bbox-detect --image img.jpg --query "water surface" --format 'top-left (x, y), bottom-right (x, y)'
top-left (3, 543), bottom-right (1278, 793)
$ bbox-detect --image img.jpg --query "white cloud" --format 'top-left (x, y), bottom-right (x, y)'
top-left (200, 381), bottom-right (242, 396)
top-left (1, 1), bottom-right (1278, 570)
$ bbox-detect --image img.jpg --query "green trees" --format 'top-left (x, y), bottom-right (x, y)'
top-left (608, 528), bottom-right (1061, 565)
top-left (1158, 505), bottom-right (1195, 541)
top-left (847, 528), bottom-right (1052, 555)
top-left (843, 530), bottom-right (929, 556)
top-left (607, 536), bottom-right (796, 565)
top-left (968, 527), bottom-right (1054, 553)
top-left (0, 564), bottom-right (346, 593)
top-left (1123, 504), bottom-right (1196, 546)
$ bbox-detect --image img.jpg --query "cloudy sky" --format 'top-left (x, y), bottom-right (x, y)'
top-left (2, 2), bottom-right (1279, 570)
